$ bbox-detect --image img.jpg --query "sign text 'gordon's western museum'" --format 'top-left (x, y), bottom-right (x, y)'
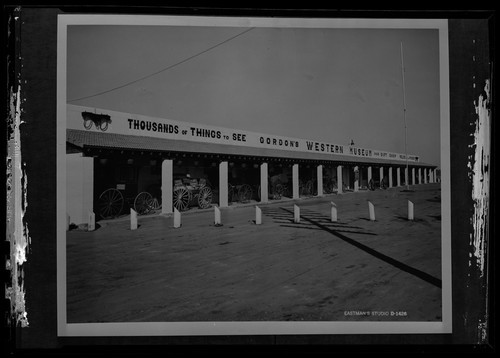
top-left (69, 104), bottom-right (420, 163)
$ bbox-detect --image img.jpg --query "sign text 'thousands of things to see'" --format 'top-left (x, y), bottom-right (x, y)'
top-left (68, 105), bottom-right (420, 163)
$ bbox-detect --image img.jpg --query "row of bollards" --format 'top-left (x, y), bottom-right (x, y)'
top-left (292, 200), bottom-right (414, 223)
top-left (173, 205), bottom-right (259, 230)
top-left (366, 200), bottom-right (415, 222)
top-left (73, 199), bottom-right (416, 232)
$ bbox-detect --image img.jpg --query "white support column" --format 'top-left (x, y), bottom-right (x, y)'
top-left (388, 167), bottom-right (393, 188)
top-left (397, 167), bottom-right (401, 187)
top-left (418, 168), bottom-right (422, 184)
top-left (292, 164), bottom-right (299, 199)
top-left (260, 162), bottom-right (268, 203)
top-left (317, 164), bottom-right (323, 196)
top-left (161, 159), bottom-right (173, 214)
top-left (379, 167), bottom-right (384, 185)
top-left (368, 166), bottom-right (372, 183)
top-left (219, 161), bottom-right (229, 207)
top-left (404, 167), bottom-right (409, 187)
top-left (412, 168), bottom-right (415, 186)
top-left (424, 168), bottom-right (428, 184)
top-left (354, 166), bottom-right (359, 192)
top-left (337, 165), bottom-right (343, 194)
top-left (431, 169), bottom-right (435, 183)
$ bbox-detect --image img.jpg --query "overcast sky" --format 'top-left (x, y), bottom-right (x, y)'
top-left (67, 24), bottom-right (441, 165)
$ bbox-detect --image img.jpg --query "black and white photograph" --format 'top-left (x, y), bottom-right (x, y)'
top-left (55, 15), bottom-right (453, 336)
top-left (5, 5), bottom-right (496, 353)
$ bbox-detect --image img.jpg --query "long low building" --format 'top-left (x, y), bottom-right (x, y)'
top-left (66, 104), bottom-right (439, 225)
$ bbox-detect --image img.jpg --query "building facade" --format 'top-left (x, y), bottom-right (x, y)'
top-left (66, 104), bottom-right (439, 225)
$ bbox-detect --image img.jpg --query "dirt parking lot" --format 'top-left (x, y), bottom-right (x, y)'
top-left (66, 183), bottom-right (442, 323)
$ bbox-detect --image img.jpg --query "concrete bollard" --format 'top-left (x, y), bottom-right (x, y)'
top-left (294, 204), bottom-right (300, 223)
top-left (173, 208), bottom-right (181, 228)
top-left (408, 200), bottom-right (414, 221)
top-left (214, 205), bottom-right (222, 225)
top-left (130, 209), bottom-right (138, 230)
top-left (255, 206), bottom-right (262, 225)
top-left (88, 211), bottom-right (95, 231)
top-left (330, 202), bottom-right (338, 222)
top-left (368, 201), bottom-right (376, 221)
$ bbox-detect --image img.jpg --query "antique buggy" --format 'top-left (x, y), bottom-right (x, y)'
top-left (172, 177), bottom-right (213, 211)
top-left (81, 111), bottom-right (112, 131)
top-left (96, 175), bottom-right (214, 219)
top-left (368, 177), bottom-right (388, 190)
top-left (228, 183), bottom-right (254, 203)
top-left (255, 173), bottom-right (288, 201)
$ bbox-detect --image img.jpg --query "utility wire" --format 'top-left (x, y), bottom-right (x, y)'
top-left (68, 27), bottom-right (254, 103)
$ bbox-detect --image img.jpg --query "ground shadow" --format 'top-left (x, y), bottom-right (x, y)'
top-left (68, 223), bottom-right (102, 231)
top-left (393, 215), bottom-right (427, 223)
top-left (279, 207), bottom-right (442, 289)
top-left (427, 215), bottom-right (441, 221)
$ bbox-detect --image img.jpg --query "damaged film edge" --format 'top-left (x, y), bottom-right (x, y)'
top-left (6, 85), bottom-right (29, 328)
top-left (6, 9), bottom-right (30, 329)
top-left (469, 79), bottom-right (491, 342)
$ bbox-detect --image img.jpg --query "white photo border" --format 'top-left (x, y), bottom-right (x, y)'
top-left (57, 14), bottom-right (451, 336)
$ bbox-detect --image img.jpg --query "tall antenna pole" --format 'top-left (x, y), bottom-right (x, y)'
top-left (400, 42), bottom-right (409, 190)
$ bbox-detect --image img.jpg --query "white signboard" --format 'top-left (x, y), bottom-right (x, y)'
top-left (68, 104), bottom-right (419, 162)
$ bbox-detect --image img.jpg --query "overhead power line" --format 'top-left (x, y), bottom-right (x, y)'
top-left (68, 27), bottom-right (254, 103)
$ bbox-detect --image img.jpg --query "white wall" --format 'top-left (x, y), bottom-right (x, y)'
top-left (67, 153), bottom-right (94, 225)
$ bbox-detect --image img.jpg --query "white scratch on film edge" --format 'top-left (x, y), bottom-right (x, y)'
top-left (470, 79), bottom-right (490, 342)
top-left (6, 84), bottom-right (30, 327)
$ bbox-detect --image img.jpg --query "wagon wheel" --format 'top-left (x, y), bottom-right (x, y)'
top-left (83, 118), bottom-right (93, 130)
top-left (228, 184), bottom-right (235, 202)
top-left (238, 184), bottom-right (253, 202)
top-left (197, 186), bottom-right (213, 209)
top-left (98, 188), bottom-right (124, 219)
top-left (99, 120), bottom-right (109, 131)
top-left (149, 196), bottom-right (162, 211)
top-left (173, 187), bottom-right (191, 211)
top-left (272, 183), bottom-right (284, 200)
top-left (380, 177), bottom-right (388, 190)
top-left (134, 192), bottom-right (154, 215)
top-left (368, 179), bottom-right (375, 191)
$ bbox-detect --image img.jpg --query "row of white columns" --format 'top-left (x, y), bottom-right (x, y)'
top-left (160, 159), bottom-right (437, 214)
